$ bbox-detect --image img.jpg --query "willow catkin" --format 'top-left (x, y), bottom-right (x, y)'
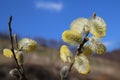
top-left (62, 30), bottom-right (82, 45)
top-left (60, 45), bottom-right (72, 63)
top-left (89, 16), bottom-right (106, 38)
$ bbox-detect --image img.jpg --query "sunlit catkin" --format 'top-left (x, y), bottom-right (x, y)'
top-left (18, 38), bottom-right (37, 52)
top-left (82, 44), bottom-right (92, 57)
top-left (3, 49), bottom-right (13, 58)
top-left (62, 30), bottom-right (82, 45)
top-left (89, 36), bottom-right (106, 54)
top-left (70, 18), bottom-right (89, 35)
top-left (73, 54), bottom-right (90, 74)
top-left (89, 16), bottom-right (106, 38)
top-left (60, 45), bottom-right (72, 63)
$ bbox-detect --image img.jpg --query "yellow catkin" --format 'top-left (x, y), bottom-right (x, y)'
top-left (89, 36), bottom-right (106, 54)
top-left (18, 38), bottom-right (37, 52)
top-left (70, 18), bottom-right (89, 35)
top-left (60, 45), bottom-right (72, 63)
top-left (16, 51), bottom-right (24, 65)
top-left (90, 16), bottom-right (106, 38)
top-left (82, 44), bottom-right (92, 57)
top-left (3, 49), bottom-right (13, 58)
top-left (73, 54), bottom-right (90, 74)
top-left (62, 30), bottom-right (82, 45)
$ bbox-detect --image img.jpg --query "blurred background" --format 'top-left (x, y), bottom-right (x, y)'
top-left (0, 0), bottom-right (120, 80)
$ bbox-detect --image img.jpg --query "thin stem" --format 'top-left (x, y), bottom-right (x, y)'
top-left (20, 64), bottom-right (27, 80)
top-left (92, 12), bottom-right (96, 19)
top-left (77, 32), bottom-right (89, 55)
top-left (69, 32), bottom-right (89, 73)
top-left (61, 32), bottom-right (89, 80)
top-left (14, 34), bottom-right (27, 80)
top-left (8, 16), bottom-right (23, 79)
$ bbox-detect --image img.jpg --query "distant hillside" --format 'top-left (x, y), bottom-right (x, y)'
top-left (94, 49), bottom-right (120, 63)
top-left (0, 33), bottom-right (120, 80)
top-left (0, 33), bottom-right (9, 40)
top-left (0, 33), bottom-right (63, 49)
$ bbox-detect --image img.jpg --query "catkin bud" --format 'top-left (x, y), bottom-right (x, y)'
top-left (82, 44), bottom-right (92, 57)
top-left (60, 66), bottom-right (69, 79)
top-left (18, 38), bottom-right (37, 52)
top-left (89, 16), bottom-right (106, 38)
top-left (89, 36), bottom-right (106, 54)
top-left (16, 51), bottom-right (24, 65)
top-left (62, 30), bottom-right (82, 45)
top-left (9, 68), bottom-right (19, 78)
top-left (3, 49), bottom-right (13, 58)
top-left (70, 18), bottom-right (90, 35)
top-left (60, 45), bottom-right (72, 63)
top-left (73, 54), bottom-right (90, 74)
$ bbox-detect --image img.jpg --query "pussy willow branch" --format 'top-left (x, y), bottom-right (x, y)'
top-left (61, 32), bottom-right (89, 80)
top-left (8, 16), bottom-right (22, 76)
top-left (14, 34), bottom-right (27, 80)
top-left (8, 16), bottom-right (26, 80)
top-left (68, 32), bottom-right (89, 72)
top-left (21, 64), bottom-right (27, 80)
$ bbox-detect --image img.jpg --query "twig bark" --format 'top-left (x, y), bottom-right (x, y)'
top-left (14, 34), bottom-right (27, 80)
top-left (61, 32), bottom-right (89, 80)
top-left (8, 16), bottom-right (27, 80)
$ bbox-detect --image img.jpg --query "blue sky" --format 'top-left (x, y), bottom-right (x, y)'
top-left (0, 0), bottom-right (120, 51)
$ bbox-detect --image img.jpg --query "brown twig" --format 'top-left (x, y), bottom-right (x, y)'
top-left (92, 12), bottom-right (96, 19)
top-left (14, 34), bottom-right (27, 80)
top-left (69, 32), bottom-right (89, 72)
top-left (8, 16), bottom-right (27, 80)
top-left (61, 32), bottom-right (89, 80)
top-left (21, 64), bottom-right (27, 80)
